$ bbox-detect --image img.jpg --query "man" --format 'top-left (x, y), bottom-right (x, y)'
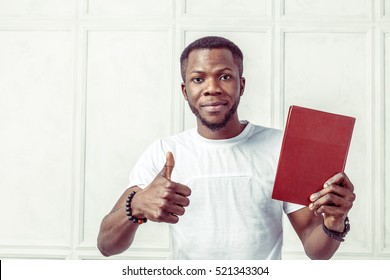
top-left (97, 36), bottom-right (355, 259)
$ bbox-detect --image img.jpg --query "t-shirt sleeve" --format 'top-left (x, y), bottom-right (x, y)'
top-left (127, 139), bottom-right (166, 189)
top-left (283, 201), bottom-right (305, 215)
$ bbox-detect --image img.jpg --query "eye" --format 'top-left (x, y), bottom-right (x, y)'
top-left (192, 77), bottom-right (204, 83)
top-left (220, 74), bottom-right (231, 81)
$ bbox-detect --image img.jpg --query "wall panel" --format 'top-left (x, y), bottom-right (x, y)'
top-left (0, 0), bottom-right (75, 17)
top-left (86, 0), bottom-right (173, 17)
top-left (384, 31), bottom-right (390, 255)
top-left (282, 0), bottom-right (370, 18)
top-left (385, 0), bottom-right (390, 17)
top-left (281, 30), bottom-right (373, 256)
top-left (0, 30), bottom-right (74, 247)
top-left (81, 29), bottom-right (172, 250)
top-left (183, 0), bottom-right (269, 18)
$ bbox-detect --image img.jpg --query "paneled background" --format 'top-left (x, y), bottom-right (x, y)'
top-left (0, 0), bottom-right (389, 260)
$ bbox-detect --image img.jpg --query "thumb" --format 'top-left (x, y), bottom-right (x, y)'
top-left (163, 151), bottom-right (175, 180)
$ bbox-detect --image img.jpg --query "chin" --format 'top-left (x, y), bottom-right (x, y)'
top-left (200, 118), bottom-right (229, 131)
top-left (189, 101), bottom-right (239, 132)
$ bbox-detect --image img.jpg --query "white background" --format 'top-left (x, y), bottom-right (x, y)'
top-left (0, 0), bottom-right (389, 260)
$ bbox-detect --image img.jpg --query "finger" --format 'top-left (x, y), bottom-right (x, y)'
top-left (310, 183), bottom-right (355, 203)
top-left (314, 204), bottom-right (345, 217)
top-left (149, 206), bottom-right (180, 223)
top-left (309, 192), bottom-right (344, 211)
top-left (159, 151), bottom-right (175, 179)
top-left (165, 204), bottom-right (186, 216)
top-left (165, 151), bottom-right (175, 180)
top-left (174, 183), bottom-right (192, 197)
top-left (173, 193), bottom-right (190, 207)
top-left (324, 172), bottom-right (354, 192)
top-left (309, 191), bottom-right (354, 214)
top-left (159, 191), bottom-right (190, 209)
top-left (160, 211), bottom-right (180, 224)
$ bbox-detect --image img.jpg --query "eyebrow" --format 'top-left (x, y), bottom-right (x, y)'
top-left (189, 67), bottom-right (234, 74)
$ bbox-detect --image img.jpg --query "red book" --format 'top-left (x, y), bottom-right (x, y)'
top-left (272, 105), bottom-right (355, 206)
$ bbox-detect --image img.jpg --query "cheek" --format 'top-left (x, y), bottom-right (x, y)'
top-left (225, 83), bottom-right (241, 98)
top-left (184, 86), bottom-right (202, 100)
top-left (183, 91), bottom-right (189, 101)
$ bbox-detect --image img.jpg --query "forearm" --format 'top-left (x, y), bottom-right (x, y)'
top-left (97, 187), bottom-right (141, 257)
top-left (302, 222), bottom-right (341, 260)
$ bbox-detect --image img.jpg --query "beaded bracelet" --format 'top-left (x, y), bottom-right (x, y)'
top-left (125, 191), bottom-right (147, 224)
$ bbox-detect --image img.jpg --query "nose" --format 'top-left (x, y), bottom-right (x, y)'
top-left (203, 78), bottom-right (222, 96)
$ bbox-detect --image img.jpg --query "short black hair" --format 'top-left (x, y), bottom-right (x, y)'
top-left (180, 36), bottom-right (244, 81)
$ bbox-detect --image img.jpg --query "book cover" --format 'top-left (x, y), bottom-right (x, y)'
top-left (272, 105), bottom-right (355, 206)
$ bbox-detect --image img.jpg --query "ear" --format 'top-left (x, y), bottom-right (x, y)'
top-left (239, 77), bottom-right (246, 96)
top-left (181, 82), bottom-right (188, 101)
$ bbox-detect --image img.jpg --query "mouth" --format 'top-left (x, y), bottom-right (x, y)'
top-left (200, 101), bottom-right (228, 113)
top-left (201, 101), bottom-right (228, 107)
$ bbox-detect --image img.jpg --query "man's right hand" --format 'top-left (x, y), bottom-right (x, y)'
top-left (130, 152), bottom-right (191, 224)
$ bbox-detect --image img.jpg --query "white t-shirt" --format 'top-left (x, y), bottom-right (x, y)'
top-left (128, 121), bottom-right (303, 259)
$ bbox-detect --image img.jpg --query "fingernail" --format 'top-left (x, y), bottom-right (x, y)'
top-left (310, 194), bottom-right (317, 201)
top-left (309, 203), bottom-right (314, 210)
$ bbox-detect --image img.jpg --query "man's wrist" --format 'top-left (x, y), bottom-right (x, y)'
top-left (125, 191), bottom-right (147, 224)
top-left (322, 217), bottom-right (350, 242)
top-left (325, 221), bottom-right (345, 232)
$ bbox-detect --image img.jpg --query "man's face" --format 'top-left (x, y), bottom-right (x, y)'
top-left (181, 48), bottom-right (245, 131)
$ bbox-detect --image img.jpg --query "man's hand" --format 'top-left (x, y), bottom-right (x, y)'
top-left (309, 172), bottom-right (355, 232)
top-left (131, 152), bottom-right (191, 224)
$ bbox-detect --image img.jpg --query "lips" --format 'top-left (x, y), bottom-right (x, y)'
top-left (200, 101), bottom-right (228, 113)
top-left (201, 101), bottom-right (228, 107)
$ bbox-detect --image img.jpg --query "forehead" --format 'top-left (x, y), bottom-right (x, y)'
top-left (186, 48), bottom-right (237, 72)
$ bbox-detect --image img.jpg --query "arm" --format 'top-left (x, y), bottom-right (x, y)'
top-left (97, 185), bottom-right (142, 257)
top-left (97, 152), bottom-right (191, 257)
top-left (288, 172), bottom-right (355, 259)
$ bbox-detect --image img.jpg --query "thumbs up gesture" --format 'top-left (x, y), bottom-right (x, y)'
top-left (130, 152), bottom-right (191, 224)
top-left (163, 151), bottom-right (175, 180)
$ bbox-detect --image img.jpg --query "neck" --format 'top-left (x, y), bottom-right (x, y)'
top-left (197, 117), bottom-right (246, 140)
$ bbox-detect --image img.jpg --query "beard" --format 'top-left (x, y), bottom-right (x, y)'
top-left (187, 98), bottom-right (240, 132)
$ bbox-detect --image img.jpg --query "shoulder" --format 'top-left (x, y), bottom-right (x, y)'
top-left (149, 128), bottom-right (198, 157)
top-left (160, 128), bottom-right (196, 147)
top-left (251, 123), bottom-right (282, 135)
top-left (143, 128), bottom-right (196, 150)
top-left (247, 122), bottom-right (283, 144)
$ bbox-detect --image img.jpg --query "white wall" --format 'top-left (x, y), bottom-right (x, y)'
top-left (0, 0), bottom-right (389, 260)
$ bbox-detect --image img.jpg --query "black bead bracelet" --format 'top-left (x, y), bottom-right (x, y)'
top-left (125, 191), bottom-right (147, 224)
